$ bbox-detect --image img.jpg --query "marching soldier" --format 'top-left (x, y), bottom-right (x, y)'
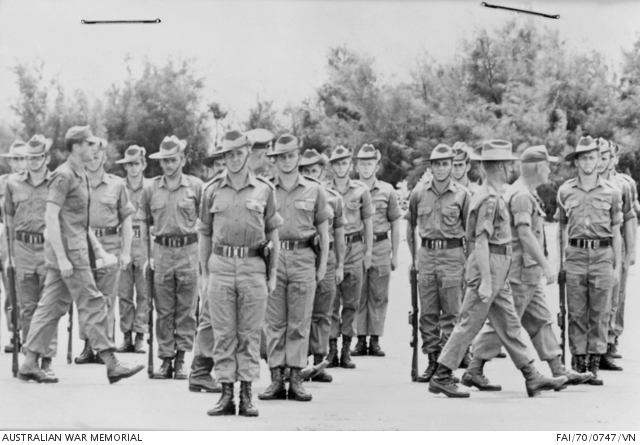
top-left (259, 135), bottom-right (331, 402)
top-left (299, 149), bottom-right (345, 383)
top-left (139, 135), bottom-right (203, 380)
top-left (18, 125), bottom-right (144, 384)
top-left (247, 128), bottom-right (274, 177)
top-left (114, 146), bottom-right (151, 354)
top-left (405, 144), bottom-right (470, 383)
top-left (325, 146), bottom-right (374, 369)
top-left (75, 138), bottom-right (135, 364)
top-left (352, 144), bottom-right (402, 357)
top-left (556, 136), bottom-right (623, 385)
top-left (1, 141), bottom-right (27, 353)
top-left (429, 140), bottom-right (567, 398)
top-left (199, 130), bottom-right (282, 417)
top-left (463, 145), bottom-right (593, 390)
top-left (451, 142), bottom-right (480, 195)
top-left (4, 135), bottom-right (56, 375)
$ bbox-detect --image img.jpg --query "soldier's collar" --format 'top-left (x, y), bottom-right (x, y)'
top-left (370, 177), bottom-right (380, 190)
top-left (159, 173), bottom-right (190, 189)
top-left (426, 178), bottom-right (456, 194)
top-left (272, 172), bottom-right (305, 189)
top-left (126, 175), bottom-right (145, 191)
top-left (220, 170), bottom-right (257, 190)
top-left (573, 175), bottom-right (605, 191)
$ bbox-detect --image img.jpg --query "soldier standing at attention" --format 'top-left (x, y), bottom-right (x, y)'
top-left (463, 145), bottom-right (593, 391)
top-left (139, 135), bottom-right (203, 380)
top-left (247, 129), bottom-right (274, 177)
top-left (429, 140), bottom-right (567, 398)
top-left (405, 144), bottom-right (470, 383)
top-left (259, 135), bottom-right (330, 402)
top-left (451, 142), bottom-right (480, 195)
top-left (114, 146), bottom-right (151, 354)
top-left (352, 144), bottom-right (402, 357)
top-left (4, 136), bottom-right (55, 376)
top-left (199, 130), bottom-right (282, 417)
top-left (325, 146), bottom-right (374, 369)
top-left (75, 138), bottom-right (135, 364)
top-left (18, 125), bottom-right (144, 384)
top-left (1, 141), bottom-right (27, 354)
top-left (298, 149), bottom-right (345, 383)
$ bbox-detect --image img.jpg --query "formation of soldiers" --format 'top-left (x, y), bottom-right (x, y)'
top-left (0, 126), bottom-right (635, 417)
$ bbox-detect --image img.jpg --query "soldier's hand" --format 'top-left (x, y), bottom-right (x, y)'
top-left (478, 281), bottom-right (492, 303)
top-left (267, 276), bottom-right (276, 296)
top-left (543, 265), bottom-right (557, 285)
top-left (364, 252), bottom-right (372, 270)
top-left (390, 253), bottom-right (398, 271)
top-left (58, 257), bottom-right (73, 278)
top-left (626, 252), bottom-right (635, 266)
top-left (613, 267), bottom-right (621, 287)
top-left (316, 263), bottom-right (327, 283)
top-left (335, 265), bottom-right (344, 285)
top-left (119, 253), bottom-right (131, 271)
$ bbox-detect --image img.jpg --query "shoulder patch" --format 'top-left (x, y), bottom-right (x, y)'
top-left (257, 176), bottom-right (276, 190)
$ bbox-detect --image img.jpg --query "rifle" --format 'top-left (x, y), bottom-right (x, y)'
top-left (4, 211), bottom-right (19, 378)
top-left (144, 211), bottom-right (155, 378)
top-left (408, 216), bottom-right (419, 382)
top-left (557, 226), bottom-right (567, 365)
top-left (66, 304), bottom-right (73, 364)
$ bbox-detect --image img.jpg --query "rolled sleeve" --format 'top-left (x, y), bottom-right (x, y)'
top-left (136, 187), bottom-right (151, 224)
top-left (386, 189), bottom-right (403, 222)
top-left (197, 187), bottom-right (214, 236)
top-left (510, 193), bottom-right (535, 227)
top-left (5, 182), bottom-right (15, 218)
top-left (360, 188), bottom-right (375, 220)
top-left (621, 185), bottom-right (635, 222)
top-left (47, 173), bottom-right (71, 207)
top-left (313, 186), bottom-right (332, 226)
top-left (265, 188), bottom-right (283, 233)
top-left (475, 197), bottom-right (498, 238)
top-left (611, 191), bottom-right (623, 227)
top-left (117, 184), bottom-right (136, 222)
top-left (333, 196), bottom-right (346, 229)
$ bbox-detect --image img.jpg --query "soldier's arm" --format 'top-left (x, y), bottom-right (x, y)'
top-left (613, 224), bottom-right (622, 284)
top-left (517, 225), bottom-right (555, 284)
top-left (199, 233), bottom-right (212, 276)
top-left (390, 218), bottom-right (400, 270)
top-left (624, 217), bottom-right (636, 264)
top-left (475, 232), bottom-right (492, 301)
top-left (266, 228), bottom-right (279, 293)
top-left (120, 216), bottom-right (133, 264)
top-left (334, 225), bottom-right (345, 274)
top-left (316, 219), bottom-right (329, 279)
top-left (45, 202), bottom-right (73, 276)
top-left (87, 229), bottom-right (108, 260)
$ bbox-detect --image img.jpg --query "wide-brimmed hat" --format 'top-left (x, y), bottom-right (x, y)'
top-left (610, 140), bottom-right (621, 155)
top-left (429, 144), bottom-right (455, 161)
top-left (329, 145), bottom-right (352, 163)
top-left (597, 137), bottom-right (611, 155)
top-left (203, 144), bottom-right (224, 167)
top-left (299, 149), bottom-right (328, 167)
top-left (452, 142), bottom-right (471, 162)
top-left (470, 140), bottom-right (518, 162)
top-left (265, 134), bottom-right (303, 157)
top-left (521, 145), bottom-right (558, 163)
top-left (564, 136), bottom-right (599, 162)
top-left (216, 130), bottom-right (252, 156)
top-left (64, 125), bottom-right (103, 145)
top-left (23, 135), bottom-right (53, 157)
top-left (355, 144), bottom-right (380, 161)
top-left (0, 141), bottom-right (27, 158)
top-left (247, 128), bottom-right (274, 150)
top-left (149, 136), bottom-right (188, 159)
top-left (116, 145), bottom-right (146, 164)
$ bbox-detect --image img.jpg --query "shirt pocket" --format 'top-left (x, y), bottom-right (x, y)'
top-left (294, 199), bottom-right (315, 228)
top-left (565, 199), bottom-right (579, 218)
top-left (12, 192), bottom-right (30, 219)
top-left (374, 199), bottom-right (388, 213)
top-left (591, 197), bottom-right (611, 225)
top-left (149, 199), bottom-right (166, 223)
top-left (99, 195), bottom-right (118, 222)
top-left (417, 204), bottom-right (432, 228)
top-left (345, 200), bottom-right (362, 224)
top-left (178, 198), bottom-right (197, 223)
top-left (245, 199), bottom-right (266, 233)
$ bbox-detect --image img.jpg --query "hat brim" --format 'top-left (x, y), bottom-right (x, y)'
top-left (548, 155), bottom-right (559, 163)
top-left (564, 148), bottom-right (598, 162)
top-left (329, 153), bottom-right (352, 163)
top-left (0, 153), bottom-right (24, 158)
top-left (266, 146), bottom-right (299, 157)
top-left (428, 155), bottom-right (455, 162)
top-left (300, 157), bottom-right (327, 167)
top-left (149, 149), bottom-right (184, 159)
top-left (203, 154), bottom-right (224, 166)
top-left (115, 156), bottom-right (145, 164)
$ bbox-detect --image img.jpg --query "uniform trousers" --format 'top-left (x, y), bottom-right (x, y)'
top-left (609, 245), bottom-right (629, 341)
top-left (194, 293), bottom-right (214, 358)
top-left (357, 239), bottom-right (391, 336)
top-left (24, 267), bottom-right (114, 356)
top-left (309, 250), bottom-right (337, 356)
top-left (118, 241), bottom-right (148, 334)
top-left (265, 248), bottom-right (317, 368)
top-left (80, 264), bottom-right (119, 343)
top-left (473, 281), bottom-right (561, 361)
top-left (438, 251), bottom-right (532, 371)
top-left (565, 245), bottom-right (613, 355)
top-left (330, 241), bottom-right (364, 339)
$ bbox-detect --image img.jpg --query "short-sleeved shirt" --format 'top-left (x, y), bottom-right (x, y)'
top-left (138, 174), bottom-right (203, 237)
top-left (607, 173), bottom-right (636, 224)
top-left (466, 185), bottom-right (511, 246)
top-left (405, 179), bottom-right (470, 240)
top-left (45, 158), bottom-right (92, 270)
top-left (198, 171), bottom-right (282, 247)
top-left (126, 176), bottom-right (152, 226)
top-left (369, 179), bottom-right (403, 234)
top-left (271, 174), bottom-right (331, 240)
top-left (325, 187), bottom-right (346, 241)
top-left (0, 173), bottom-right (10, 223)
top-left (557, 176), bottom-right (623, 239)
top-left (325, 178), bottom-right (374, 235)
top-left (456, 178), bottom-right (480, 196)
top-left (504, 179), bottom-right (546, 284)
top-left (90, 172), bottom-right (136, 254)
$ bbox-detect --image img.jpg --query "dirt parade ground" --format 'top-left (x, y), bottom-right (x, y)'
top-left (0, 221), bottom-right (638, 431)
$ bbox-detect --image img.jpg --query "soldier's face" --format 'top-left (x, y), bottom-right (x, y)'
top-left (500, 161), bottom-right (518, 184)
top-left (451, 161), bottom-right (469, 180)
top-left (301, 164), bottom-right (323, 180)
top-left (249, 149), bottom-right (265, 172)
top-left (331, 158), bottom-right (351, 178)
top-left (86, 148), bottom-right (106, 172)
top-left (275, 150), bottom-right (300, 174)
top-left (356, 159), bottom-right (377, 179)
top-left (124, 160), bottom-right (145, 177)
top-left (431, 159), bottom-right (452, 182)
top-left (576, 151), bottom-right (598, 175)
top-left (159, 154), bottom-right (185, 177)
top-left (27, 154), bottom-right (48, 173)
top-left (609, 153), bottom-right (618, 171)
top-left (8, 157), bottom-right (26, 173)
top-left (212, 159), bottom-right (226, 177)
top-left (598, 152), bottom-right (611, 174)
top-left (224, 147), bottom-right (250, 174)
top-left (537, 161), bottom-right (551, 183)
top-left (77, 140), bottom-right (96, 162)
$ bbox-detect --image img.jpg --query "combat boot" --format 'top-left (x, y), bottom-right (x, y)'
top-left (588, 354), bottom-right (604, 386)
top-left (600, 344), bottom-right (623, 371)
top-left (74, 340), bottom-right (97, 364)
top-left (429, 364), bottom-right (470, 398)
top-left (610, 337), bottom-right (622, 359)
top-left (326, 339), bottom-right (339, 368)
top-left (134, 333), bottom-right (145, 354)
top-left (547, 355), bottom-right (593, 386)
top-left (207, 383), bottom-right (236, 416)
top-left (351, 336), bottom-right (368, 356)
top-left (521, 364), bottom-right (568, 397)
top-left (99, 349), bottom-right (145, 384)
top-left (310, 354), bottom-right (332, 382)
top-left (40, 357), bottom-right (59, 383)
top-left (288, 367), bottom-right (312, 401)
top-left (459, 346), bottom-right (472, 369)
top-left (174, 351), bottom-right (187, 380)
top-left (416, 352), bottom-right (440, 383)
top-left (189, 355), bottom-right (221, 392)
top-left (258, 367), bottom-right (287, 400)
top-left (115, 332), bottom-right (135, 353)
top-left (340, 336), bottom-right (356, 369)
top-left (368, 335), bottom-right (385, 357)
top-left (239, 381), bottom-right (258, 417)
top-left (18, 352), bottom-right (58, 384)
top-left (152, 358), bottom-right (174, 379)
top-left (574, 355), bottom-right (589, 376)
top-left (461, 357), bottom-right (502, 391)
top-left (300, 355), bottom-right (328, 381)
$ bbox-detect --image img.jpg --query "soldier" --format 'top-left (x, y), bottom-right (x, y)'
top-left (1, 141), bottom-right (27, 353)
top-left (4, 135), bottom-right (56, 376)
top-left (247, 128), bottom-right (274, 177)
top-left (18, 125), bottom-right (144, 384)
top-left (463, 145), bottom-right (593, 391)
top-left (74, 138), bottom-right (135, 364)
top-left (325, 146), bottom-right (374, 369)
top-left (199, 130), bottom-right (282, 417)
top-left (201, 144), bottom-right (226, 182)
top-left (405, 144), bottom-right (470, 383)
top-left (451, 142), bottom-right (480, 195)
top-left (114, 146), bottom-right (151, 354)
top-left (139, 135), bottom-right (203, 380)
top-left (429, 140), bottom-right (567, 398)
top-left (352, 144), bottom-right (402, 357)
top-left (556, 136), bottom-right (623, 386)
top-left (258, 135), bottom-right (330, 402)
top-left (298, 149), bottom-right (345, 383)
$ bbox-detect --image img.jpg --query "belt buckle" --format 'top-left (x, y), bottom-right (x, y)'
top-left (436, 240), bottom-right (443, 249)
top-left (506, 245), bottom-right (512, 255)
top-left (294, 240), bottom-right (299, 250)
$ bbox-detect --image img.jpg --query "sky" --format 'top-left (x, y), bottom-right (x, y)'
top-left (1, 0), bottom-right (640, 129)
